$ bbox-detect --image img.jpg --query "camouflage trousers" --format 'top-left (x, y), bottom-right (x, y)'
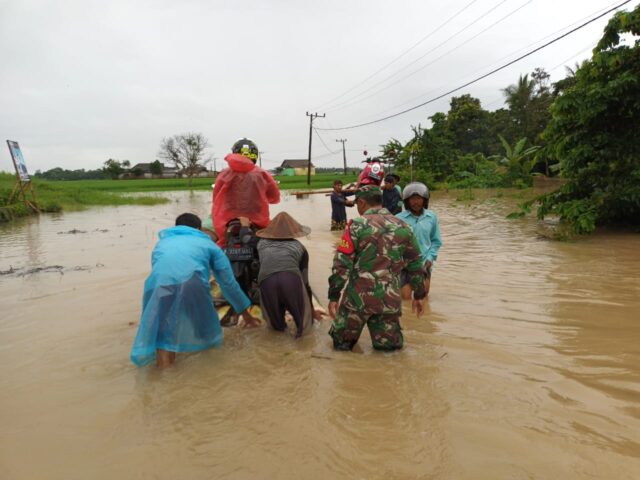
top-left (329, 306), bottom-right (403, 351)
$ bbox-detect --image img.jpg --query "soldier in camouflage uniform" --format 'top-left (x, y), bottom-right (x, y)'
top-left (327, 185), bottom-right (426, 351)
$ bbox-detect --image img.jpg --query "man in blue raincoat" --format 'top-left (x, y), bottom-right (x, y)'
top-left (131, 213), bottom-right (260, 367)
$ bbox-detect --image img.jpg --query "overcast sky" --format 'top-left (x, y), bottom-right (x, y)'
top-left (1, 0), bottom-right (636, 172)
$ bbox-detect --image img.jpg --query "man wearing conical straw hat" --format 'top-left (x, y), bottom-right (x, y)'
top-left (256, 212), bottom-right (324, 337)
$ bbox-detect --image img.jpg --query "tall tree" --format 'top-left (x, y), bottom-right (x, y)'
top-left (149, 160), bottom-right (163, 176)
top-left (159, 133), bottom-right (210, 186)
top-left (503, 70), bottom-right (553, 146)
top-left (446, 94), bottom-right (493, 156)
top-left (102, 159), bottom-right (130, 179)
top-left (537, 5), bottom-right (640, 234)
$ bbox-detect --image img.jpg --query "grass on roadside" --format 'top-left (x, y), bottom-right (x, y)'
top-left (0, 172), bottom-right (168, 222)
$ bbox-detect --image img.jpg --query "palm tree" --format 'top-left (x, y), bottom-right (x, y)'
top-left (502, 74), bottom-right (536, 140)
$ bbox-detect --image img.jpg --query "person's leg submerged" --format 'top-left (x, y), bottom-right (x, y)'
top-left (368, 314), bottom-right (403, 351)
top-left (329, 306), bottom-right (366, 351)
top-left (156, 348), bottom-right (176, 368)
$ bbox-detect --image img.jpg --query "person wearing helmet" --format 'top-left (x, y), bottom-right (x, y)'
top-left (211, 138), bottom-right (280, 247)
top-left (396, 182), bottom-right (442, 298)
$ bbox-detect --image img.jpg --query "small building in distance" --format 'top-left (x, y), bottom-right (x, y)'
top-left (124, 162), bottom-right (179, 179)
top-left (121, 162), bottom-right (215, 179)
top-left (279, 159), bottom-right (315, 176)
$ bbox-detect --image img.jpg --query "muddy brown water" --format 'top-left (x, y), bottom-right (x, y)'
top-left (1, 190), bottom-right (639, 479)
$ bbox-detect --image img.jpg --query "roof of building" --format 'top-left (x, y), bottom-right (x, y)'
top-left (130, 162), bottom-right (179, 172)
top-left (280, 159), bottom-right (315, 168)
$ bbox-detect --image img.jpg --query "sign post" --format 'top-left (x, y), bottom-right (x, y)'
top-left (6, 140), bottom-right (39, 212)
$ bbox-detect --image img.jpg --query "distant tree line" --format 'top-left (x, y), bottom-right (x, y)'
top-left (34, 132), bottom-right (212, 183)
top-left (35, 167), bottom-right (109, 180)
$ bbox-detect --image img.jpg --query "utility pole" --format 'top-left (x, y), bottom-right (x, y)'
top-left (259, 150), bottom-right (264, 168)
top-left (306, 111), bottom-right (325, 186)
top-left (336, 138), bottom-right (347, 175)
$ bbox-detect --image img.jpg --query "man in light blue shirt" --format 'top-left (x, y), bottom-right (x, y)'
top-left (396, 182), bottom-right (442, 298)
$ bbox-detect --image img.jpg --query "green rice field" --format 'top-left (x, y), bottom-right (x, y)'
top-left (0, 172), bottom-right (358, 222)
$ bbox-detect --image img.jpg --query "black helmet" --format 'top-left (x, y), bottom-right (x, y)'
top-left (231, 138), bottom-right (259, 163)
top-left (402, 182), bottom-right (429, 209)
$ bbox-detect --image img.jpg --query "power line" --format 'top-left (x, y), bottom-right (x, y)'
top-left (313, 128), bottom-right (338, 154)
top-left (312, 0), bottom-right (480, 111)
top-left (326, 0), bottom-right (531, 114)
top-left (349, 0), bottom-right (627, 122)
top-left (322, 0), bottom-right (511, 112)
top-left (316, 0), bottom-right (631, 131)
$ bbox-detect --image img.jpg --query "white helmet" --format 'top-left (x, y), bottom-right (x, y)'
top-left (402, 182), bottom-right (429, 209)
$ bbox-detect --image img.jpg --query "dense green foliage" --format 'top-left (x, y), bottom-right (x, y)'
top-left (535, 6), bottom-right (640, 234)
top-left (381, 71), bottom-right (553, 190)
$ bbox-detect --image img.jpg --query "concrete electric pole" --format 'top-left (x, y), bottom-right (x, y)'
top-left (306, 111), bottom-right (325, 186)
top-left (336, 138), bottom-right (347, 175)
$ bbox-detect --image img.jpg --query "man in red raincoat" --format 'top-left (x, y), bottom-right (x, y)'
top-left (212, 138), bottom-right (280, 246)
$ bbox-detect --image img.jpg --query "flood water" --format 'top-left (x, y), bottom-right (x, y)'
top-left (1, 190), bottom-right (639, 479)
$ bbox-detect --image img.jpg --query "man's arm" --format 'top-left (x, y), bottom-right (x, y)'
top-left (327, 221), bottom-right (359, 315)
top-left (331, 192), bottom-right (347, 205)
top-left (209, 246), bottom-right (251, 314)
top-left (237, 217), bottom-right (259, 249)
top-left (426, 214), bottom-right (442, 264)
top-left (402, 228), bottom-right (426, 300)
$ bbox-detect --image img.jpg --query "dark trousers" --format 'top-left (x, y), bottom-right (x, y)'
top-left (259, 271), bottom-right (307, 337)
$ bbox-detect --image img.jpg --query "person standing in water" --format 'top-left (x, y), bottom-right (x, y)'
top-left (327, 185), bottom-right (425, 352)
top-left (130, 213), bottom-right (260, 368)
top-left (382, 174), bottom-right (402, 214)
top-left (212, 138), bottom-right (280, 246)
top-left (330, 179), bottom-right (356, 231)
top-left (396, 182), bottom-right (442, 298)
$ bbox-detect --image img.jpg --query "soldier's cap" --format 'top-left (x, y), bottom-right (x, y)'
top-left (355, 185), bottom-right (382, 199)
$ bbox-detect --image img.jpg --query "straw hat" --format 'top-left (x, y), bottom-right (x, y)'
top-left (256, 212), bottom-right (311, 239)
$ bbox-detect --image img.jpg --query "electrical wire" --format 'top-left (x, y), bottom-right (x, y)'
top-left (326, 0), bottom-right (531, 114)
top-left (313, 128), bottom-right (339, 155)
top-left (312, 0), bottom-right (480, 111)
top-left (321, 0), bottom-right (511, 112)
top-left (316, 0), bottom-right (631, 131)
top-left (346, 0), bottom-right (626, 121)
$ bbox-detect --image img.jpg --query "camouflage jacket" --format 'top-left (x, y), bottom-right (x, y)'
top-left (328, 207), bottom-right (426, 315)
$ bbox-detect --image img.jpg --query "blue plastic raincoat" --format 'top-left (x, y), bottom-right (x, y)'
top-left (130, 226), bottom-right (250, 366)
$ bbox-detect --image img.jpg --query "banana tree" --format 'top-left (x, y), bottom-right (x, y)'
top-left (491, 135), bottom-right (539, 184)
